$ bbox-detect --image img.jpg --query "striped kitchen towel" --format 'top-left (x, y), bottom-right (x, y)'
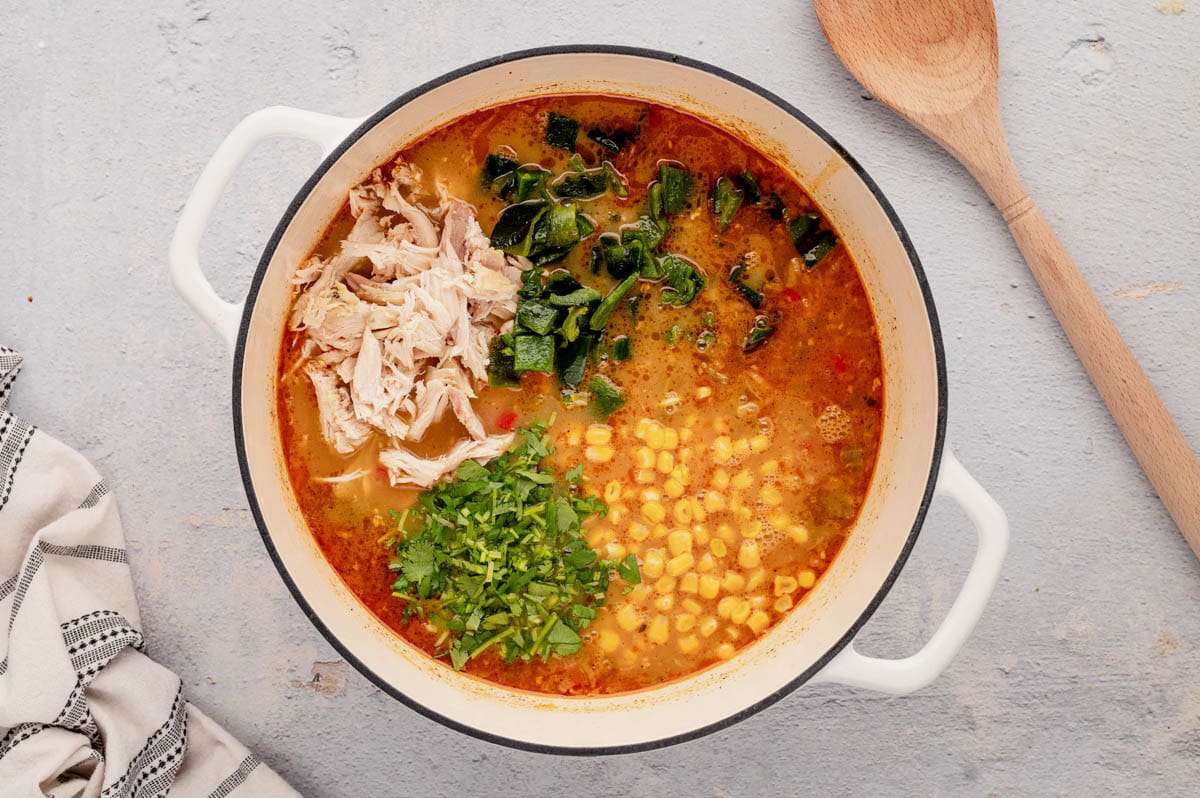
top-left (0, 347), bottom-right (298, 797)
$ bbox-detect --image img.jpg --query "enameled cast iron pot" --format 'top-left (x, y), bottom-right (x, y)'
top-left (169, 46), bottom-right (1009, 754)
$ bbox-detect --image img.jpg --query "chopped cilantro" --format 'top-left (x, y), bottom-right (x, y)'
top-left (388, 422), bottom-right (638, 670)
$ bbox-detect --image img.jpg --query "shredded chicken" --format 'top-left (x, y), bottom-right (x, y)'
top-left (291, 161), bottom-right (526, 487)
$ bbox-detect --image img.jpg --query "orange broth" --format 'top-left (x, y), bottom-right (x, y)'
top-left (277, 95), bottom-right (884, 695)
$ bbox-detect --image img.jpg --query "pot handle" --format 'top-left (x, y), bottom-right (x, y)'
top-left (168, 106), bottom-right (365, 352)
top-left (810, 450), bottom-right (1009, 694)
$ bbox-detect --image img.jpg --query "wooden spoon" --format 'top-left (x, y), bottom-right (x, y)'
top-left (814, 0), bottom-right (1200, 559)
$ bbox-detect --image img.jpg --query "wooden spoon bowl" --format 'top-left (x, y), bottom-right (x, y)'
top-left (814, 0), bottom-right (1200, 559)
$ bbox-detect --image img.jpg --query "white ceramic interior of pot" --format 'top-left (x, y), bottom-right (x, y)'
top-left (237, 51), bottom-right (941, 750)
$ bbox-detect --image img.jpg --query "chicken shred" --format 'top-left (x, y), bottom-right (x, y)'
top-left (291, 161), bottom-right (527, 487)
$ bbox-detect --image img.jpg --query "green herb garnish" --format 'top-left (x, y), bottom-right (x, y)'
top-left (388, 423), bottom-right (639, 670)
top-left (588, 375), bottom-right (626, 418)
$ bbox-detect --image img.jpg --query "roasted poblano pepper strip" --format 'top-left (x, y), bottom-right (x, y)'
top-left (659, 255), bottom-right (705, 306)
top-left (802, 231), bottom-right (838, 269)
top-left (513, 334), bottom-right (556, 372)
top-left (786, 212), bottom-right (822, 252)
top-left (486, 334), bottom-right (520, 387)
top-left (558, 337), bottom-right (591, 387)
top-left (712, 176), bottom-right (744, 232)
top-left (546, 112), bottom-right (579, 151)
top-left (482, 153), bottom-right (519, 185)
top-left (589, 273), bottom-right (639, 331)
top-left (490, 201), bottom-right (547, 255)
top-left (611, 335), bottom-right (632, 361)
top-left (516, 299), bottom-right (559, 336)
top-left (659, 162), bottom-right (692, 213)
top-left (588, 375), bottom-right (626, 417)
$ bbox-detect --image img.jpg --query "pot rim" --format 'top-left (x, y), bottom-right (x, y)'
top-left (231, 44), bottom-right (948, 755)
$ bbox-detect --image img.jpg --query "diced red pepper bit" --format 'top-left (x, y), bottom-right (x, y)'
top-left (783, 287), bottom-right (801, 303)
top-left (832, 353), bottom-right (850, 374)
top-left (376, 467), bottom-right (390, 481)
top-left (497, 409), bottom-right (519, 432)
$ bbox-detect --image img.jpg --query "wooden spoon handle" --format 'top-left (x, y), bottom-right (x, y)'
top-left (1004, 199), bottom-right (1200, 555)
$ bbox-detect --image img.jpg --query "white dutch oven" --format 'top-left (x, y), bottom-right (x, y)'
top-left (169, 47), bottom-right (1008, 754)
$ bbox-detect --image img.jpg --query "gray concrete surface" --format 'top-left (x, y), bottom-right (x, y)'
top-left (2, 1), bottom-right (1198, 795)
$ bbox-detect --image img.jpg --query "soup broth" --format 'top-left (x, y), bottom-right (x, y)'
top-left (278, 95), bottom-right (883, 695)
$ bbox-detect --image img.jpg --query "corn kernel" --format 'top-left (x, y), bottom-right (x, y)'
top-left (586, 445), bottom-right (614, 463)
top-left (598, 629), bottom-right (621, 652)
top-left (681, 598), bottom-right (704, 614)
top-left (679, 572), bottom-right (699, 594)
top-left (678, 447), bottom-right (693, 465)
top-left (565, 425), bottom-right (583, 446)
top-left (713, 417), bottom-right (731, 434)
top-left (698, 574), bottom-right (720, 599)
top-left (746, 568), bottom-right (767, 592)
top-left (672, 464), bottom-right (692, 486)
top-left (774, 575), bottom-right (799, 596)
top-left (655, 593), bottom-right (675, 612)
top-left (696, 386), bottom-right (713, 400)
top-left (710, 538), bottom-right (728, 558)
top-left (608, 505), bottom-right (627, 526)
top-left (722, 571), bottom-right (746, 594)
top-left (662, 428), bottom-right (679, 450)
top-left (634, 417), bottom-right (652, 439)
top-left (628, 542), bottom-right (643, 556)
top-left (642, 501), bottom-right (666, 523)
top-left (663, 478), bottom-right (685, 498)
top-left (667, 530), bottom-right (693, 556)
top-left (656, 450), bottom-right (675, 474)
top-left (760, 485), bottom-right (783, 507)
top-left (635, 446), bottom-right (656, 469)
top-left (645, 424), bottom-right (666, 450)
top-left (739, 540), bottom-right (761, 569)
top-left (699, 616), bottom-right (719, 638)
top-left (602, 480), bottom-right (621, 503)
top-left (703, 491), bottom-right (727, 513)
top-left (725, 626), bottom-right (742, 641)
top-left (717, 596), bottom-right (739, 619)
top-left (774, 595), bottom-right (794, 613)
top-left (797, 568), bottom-right (817, 589)
top-left (635, 468), bottom-right (656, 484)
top-left (642, 549), bottom-right (665, 579)
top-left (734, 438), bottom-right (752, 458)
top-left (641, 488), bottom-right (662, 504)
top-left (690, 497), bottom-right (707, 522)
top-left (696, 552), bottom-right (716, 573)
top-left (654, 574), bottom-right (677, 594)
top-left (617, 604), bottom-right (641, 631)
top-left (732, 468), bottom-right (753, 490)
top-left (647, 614), bottom-right (670, 644)
top-left (750, 594), bottom-right (770, 609)
top-left (759, 459), bottom-right (780, 475)
top-left (717, 524), bottom-right (738, 544)
top-left (712, 436), bottom-right (734, 463)
top-left (586, 425), bottom-right (613, 446)
top-left (653, 523), bottom-right (670, 539)
top-left (788, 524), bottom-right (810, 544)
top-left (692, 523), bottom-right (710, 545)
top-left (679, 427), bottom-right (694, 444)
top-left (629, 584), bottom-right (652, 603)
top-left (605, 542), bottom-right (628, 561)
top-left (628, 521), bottom-right (650, 542)
top-left (742, 520), bottom-right (762, 539)
top-left (672, 501), bottom-right (694, 525)
top-left (678, 634), bottom-right (700, 654)
top-left (730, 599), bottom-right (752, 625)
top-left (736, 505), bottom-right (753, 522)
top-left (712, 468), bottom-right (731, 490)
top-left (666, 552), bottom-right (695, 577)
top-left (675, 613), bottom-right (697, 633)
top-left (749, 434), bottom-right (770, 453)
top-left (747, 610), bottom-right (770, 634)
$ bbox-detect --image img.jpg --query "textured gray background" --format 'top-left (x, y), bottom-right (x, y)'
top-left (2, 1), bottom-right (1198, 796)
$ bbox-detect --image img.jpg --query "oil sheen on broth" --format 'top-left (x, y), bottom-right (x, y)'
top-left (278, 95), bottom-right (884, 695)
